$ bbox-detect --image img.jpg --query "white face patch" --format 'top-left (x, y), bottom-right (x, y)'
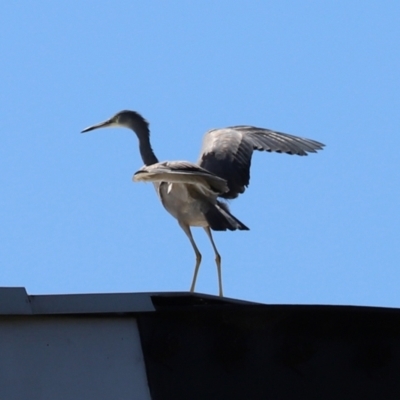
top-left (167, 183), bottom-right (174, 194)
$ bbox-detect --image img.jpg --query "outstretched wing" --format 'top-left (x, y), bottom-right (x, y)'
top-left (133, 160), bottom-right (229, 195)
top-left (198, 126), bottom-right (325, 199)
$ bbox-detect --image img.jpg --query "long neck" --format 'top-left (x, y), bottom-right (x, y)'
top-left (138, 136), bottom-right (159, 166)
top-left (126, 115), bottom-right (159, 166)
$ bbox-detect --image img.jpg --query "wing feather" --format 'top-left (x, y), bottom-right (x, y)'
top-left (198, 126), bottom-right (324, 199)
top-left (133, 160), bottom-right (228, 194)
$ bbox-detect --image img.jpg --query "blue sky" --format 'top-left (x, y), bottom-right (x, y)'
top-left (1, 1), bottom-right (399, 306)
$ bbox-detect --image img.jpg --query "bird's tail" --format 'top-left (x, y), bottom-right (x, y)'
top-left (204, 201), bottom-right (249, 231)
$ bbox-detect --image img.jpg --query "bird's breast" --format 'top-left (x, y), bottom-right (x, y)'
top-left (158, 182), bottom-right (210, 227)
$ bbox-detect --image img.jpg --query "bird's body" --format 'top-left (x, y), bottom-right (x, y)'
top-left (159, 182), bottom-right (218, 228)
top-left (82, 110), bottom-right (324, 296)
top-left (135, 160), bottom-right (248, 231)
top-left (160, 182), bottom-right (204, 226)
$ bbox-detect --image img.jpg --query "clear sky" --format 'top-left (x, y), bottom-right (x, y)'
top-left (1, 1), bottom-right (399, 306)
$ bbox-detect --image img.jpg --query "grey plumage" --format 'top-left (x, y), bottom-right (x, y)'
top-left (82, 110), bottom-right (324, 296)
top-left (134, 161), bottom-right (229, 195)
top-left (198, 126), bottom-right (324, 199)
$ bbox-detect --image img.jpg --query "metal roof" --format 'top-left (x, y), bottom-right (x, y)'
top-left (0, 286), bottom-right (256, 315)
top-left (2, 287), bottom-right (400, 399)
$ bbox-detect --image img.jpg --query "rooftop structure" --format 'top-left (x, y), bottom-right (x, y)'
top-left (1, 287), bottom-right (399, 399)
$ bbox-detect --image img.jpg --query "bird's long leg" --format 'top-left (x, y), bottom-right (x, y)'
top-left (204, 226), bottom-right (223, 297)
top-left (178, 221), bottom-right (202, 293)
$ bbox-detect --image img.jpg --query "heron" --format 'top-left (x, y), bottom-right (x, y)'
top-left (81, 110), bottom-right (324, 296)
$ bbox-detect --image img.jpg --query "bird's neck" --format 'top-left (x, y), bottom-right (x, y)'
top-left (139, 137), bottom-right (159, 165)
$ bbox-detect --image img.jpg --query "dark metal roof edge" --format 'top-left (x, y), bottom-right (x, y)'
top-left (1, 287), bottom-right (399, 316)
top-left (0, 287), bottom-right (32, 315)
top-left (0, 287), bottom-right (260, 316)
top-left (29, 292), bottom-right (157, 314)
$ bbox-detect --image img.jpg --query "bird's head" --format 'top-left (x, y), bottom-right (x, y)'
top-left (81, 110), bottom-right (149, 133)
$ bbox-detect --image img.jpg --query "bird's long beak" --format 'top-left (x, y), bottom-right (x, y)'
top-left (81, 118), bottom-right (115, 133)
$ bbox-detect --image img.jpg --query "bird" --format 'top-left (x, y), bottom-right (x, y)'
top-left (81, 110), bottom-right (324, 297)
